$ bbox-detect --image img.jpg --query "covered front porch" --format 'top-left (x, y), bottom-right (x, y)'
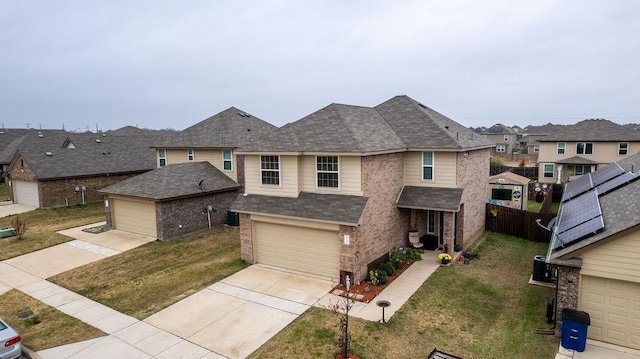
top-left (555, 156), bottom-right (598, 183)
top-left (396, 186), bottom-right (464, 256)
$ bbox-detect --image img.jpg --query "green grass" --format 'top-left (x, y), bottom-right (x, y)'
top-left (0, 184), bottom-right (10, 200)
top-left (49, 225), bottom-right (248, 319)
top-left (248, 232), bottom-right (559, 359)
top-left (0, 290), bottom-right (104, 351)
top-left (528, 201), bottom-right (560, 214)
top-left (0, 203), bottom-right (105, 260)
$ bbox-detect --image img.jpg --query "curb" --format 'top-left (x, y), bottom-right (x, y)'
top-left (22, 346), bottom-right (42, 359)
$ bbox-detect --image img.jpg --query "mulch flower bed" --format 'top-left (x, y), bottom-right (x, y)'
top-left (330, 261), bottom-right (413, 303)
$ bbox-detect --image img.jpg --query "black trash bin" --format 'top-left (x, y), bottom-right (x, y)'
top-left (561, 308), bottom-right (590, 352)
top-left (532, 255), bottom-right (551, 282)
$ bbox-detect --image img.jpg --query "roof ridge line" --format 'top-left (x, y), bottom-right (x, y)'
top-left (330, 103), bottom-right (366, 153)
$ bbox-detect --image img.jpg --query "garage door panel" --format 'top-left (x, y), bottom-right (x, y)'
top-left (13, 180), bottom-right (39, 207)
top-left (112, 198), bottom-right (157, 238)
top-left (580, 276), bottom-right (640, 350)
top-left (254, 222), bottom-right (340, 280)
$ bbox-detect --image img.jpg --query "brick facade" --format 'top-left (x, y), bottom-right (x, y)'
top-left (239, 213), bottom-right (253, 262)
top-left (351, 153), bottom-right (408, 282)
top-left (456, 148), bottom-right (491, 249)
top-left (155, 189), bottom-right (240, 240)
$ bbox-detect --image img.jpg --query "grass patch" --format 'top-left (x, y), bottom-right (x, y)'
top-left (0, 203), bottom-right (105, 260)
top-left (50, 225), bottom-right (248, 319)
top-left (0, 184), bottom-right (10, 200)
top-left (248, 232), bottom-right (559, 359)
top-left (0, 290), bottom-right (104, 351)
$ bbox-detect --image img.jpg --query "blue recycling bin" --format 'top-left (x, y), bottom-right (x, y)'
top-left (561, 308), bottom-right (590, 352)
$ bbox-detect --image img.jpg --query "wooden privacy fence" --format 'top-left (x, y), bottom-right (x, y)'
top-left (485, 203), bottom-right (555, 242)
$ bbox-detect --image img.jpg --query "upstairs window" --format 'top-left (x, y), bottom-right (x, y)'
top-left (317, 156), bottom-right (339, 188)
top-left (504, 134), bottom-right (510, 141)
top-left (158, 149), bottom-right (166, 167)
top-left (187, 149), bottom-right (194, 162)
top-left (533, 144), bottom-right (540, 153)
top-left (557, 142), bottom-right (565, 155)
top-left (543, 164), bottom-right (554, 178)
top-left (422, 152), bottom-right (434, 180)
top-left (576, 142), bottom-right (593, 155)
top-left (260, 156), bottom-right (280, 186)
top-left (496, 144), bottom-right (506, 153)
top-left (223, 150), bottom-right (233, 171)
top-left (618, 142), bottom-right (628, 155)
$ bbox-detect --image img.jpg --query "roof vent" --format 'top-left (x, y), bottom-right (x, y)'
top-left (38, 133), bottom-right (43, 138)
top-left (45, 151), bottom-right (52, 156)
top-left (95, 139), bottom-right (101, 143)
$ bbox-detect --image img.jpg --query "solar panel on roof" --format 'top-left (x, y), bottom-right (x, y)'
top-left (562, 173), bottom-right (594, 202)
top-left (591, 162), bottom-right (625, 186)
top-left (596, 171), bottom-right (639, 195)
top-left (557, 191), bottom-right (601, 233)
top-left (554, 215), bottom-right (604, 250)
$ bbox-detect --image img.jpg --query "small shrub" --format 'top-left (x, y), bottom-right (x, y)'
top-left (401, 248), bottom-right (422, 262)
top-left (377, 271), bottom-right (388, 285)
top-left (379, 262), bottom-right (395, 276)
top-left (24, 315), bottom-right (41, 327)
top-left (11, 215), bottom-right (27, 240)
top-left (490, 157), bottom-right (506, 166)
top-left (368, 269), bottom-right (380, 285)
top-left (519, 159), bottom-right (526, 167)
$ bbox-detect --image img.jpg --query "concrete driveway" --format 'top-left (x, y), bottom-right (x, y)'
top-left (0, 202), bottom-right (36, 218)
top-left (145, 265), bottom-right (335, 359)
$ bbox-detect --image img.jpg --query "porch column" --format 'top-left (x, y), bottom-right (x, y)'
top-left (556, 164), bottom-right (563, 184)
top-left (442, 212), bottom-right (455, 255)
top-left (590, 164), bottom-right (596, 173)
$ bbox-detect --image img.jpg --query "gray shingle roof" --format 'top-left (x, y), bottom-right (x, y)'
top-left (396, 186), bottom-right (463, 211)
top-left (231, 191), bottom-right (368, 225)
top-left (238, 95), bottom-right (493, 154)
top-left (14, 133), bottom-right (165, 179)
top-left (617, 152), bottom-right (640, 172)
top-left (153, 107), bottom-right (277, 149)
top-left (100, 162), bottom-right (239, 200)
top-left (539, 119), bottom-right (640, 142)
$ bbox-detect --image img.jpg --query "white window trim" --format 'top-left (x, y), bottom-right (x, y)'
top-left (427, 210), bottom-right (436, 234)
top-left (222, 150), bottom-right (233, 171)
top-left (260, 155), bottom-right (281, 187)
top-left (543, 163), bottom-right (554, 178)
top-left (158, 149), bottom-right (167, 167)
top-left (422, 151), bottom-right (435, 181)
top-left (533, 144), bottom-right (540, 153)
top-left (316, 155), bottom-right (340, 189)
top-left (187, 149), bottom-right (194, 162)
top-left (618, 142), bottom-right (628, 155)
top-left (504, 134), bottom-right (509, 141)
top-left (496, 144), bottom-right (506, 153)
top-left (557, 142), bottom-right (565, 155)
top-left (576, 142), bottom-right (594, 155)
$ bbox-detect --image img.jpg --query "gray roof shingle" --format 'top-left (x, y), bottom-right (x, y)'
top-left (539, 119), bottom-right (640, 142)
top-left (153, 107), bottom-right (277, 149)
top-left (231, 191), bottom-right (368, 225)
top-left (238, 95), bottom-right (493, 154)
top-left (100, 162), bottom-right (239, 200)
top-left (396, 186), bottom-right (463, 211)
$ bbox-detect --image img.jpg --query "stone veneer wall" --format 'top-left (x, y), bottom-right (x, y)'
top-left (554, 265), bottom-right (581, 336)
top-left (350, 152), bottom-right (408, 283)
top-left (456, 148), bottom-right (490, 249)
top-left (155, 189), bottom-right (240, 240)
top-left (239, 213), bottom-right (253, 262)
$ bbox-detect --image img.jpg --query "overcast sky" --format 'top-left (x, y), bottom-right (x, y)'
top-left (1, 1), bottom-right (639, 132)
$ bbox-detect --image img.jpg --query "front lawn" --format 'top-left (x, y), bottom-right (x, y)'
top-left (0, 203), bottom-right (105, 260)
top-left (0, 290), bottom-right (104, 351)
top-left (49, 225), bottom-right (247, 319)
top-left (249, 232), bottom-right (559, 359)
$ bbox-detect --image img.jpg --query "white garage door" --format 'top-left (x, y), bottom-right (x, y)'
top-left (254, 221), bottom-right (340, 280)
top-left (580, 275), bottom-right (640, 350)
top-left (111, 198), bottom-right (157, 238)
top-left (13, 180), bottom-right (39, 207)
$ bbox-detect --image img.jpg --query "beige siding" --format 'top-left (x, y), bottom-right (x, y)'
top-left (194, 149), bottom-right (237, 182)
top-left (164, 149), bottom-right (188, 165)
top-left (581, 230), bottom-right (640, 284)
top-left (299, 155), bottom-right (362, 195)
top-left (251, 214), bottom-right (339, 231)
top-left (403, 151), bottom-right (457, 188)
top-left (111, 197), bottom-right (157, 238)
top-left (243, 155), bottom-right (299, 197)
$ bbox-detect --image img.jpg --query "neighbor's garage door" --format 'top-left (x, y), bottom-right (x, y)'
top-left (111, 198), bottom-right (157, 238)
top-left (254, 221), bottom-right (340, 279)
top-left (580, 275), bottom-right (640, 350)
top-left (13, 180), bottom-right (39, 207)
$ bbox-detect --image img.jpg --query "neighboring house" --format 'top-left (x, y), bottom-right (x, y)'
top-left (518, 123), bottom-right (561, 155)
top-left (537, 119), bottom-right (640, 184)
top-left (7, 132), bottom-right (167, 208)
top-left (102, 107), bottom-right (276, 239)
top-left (0, 129), bottom-right (69, 183)
top-left (547, 152), bottom-right (640, 350)
top-left (100, 162), bottom-right (240, 239)
top-left (478, 123), bottom-right (520, 155)
top-left (487, 171), bottom-right (529, 210)
top-left (150, 107), bottom-right (277, 185)
top-left (231, 95), bottom-right (494, 282)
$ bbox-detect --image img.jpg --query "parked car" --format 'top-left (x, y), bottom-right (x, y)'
top-left (0, 318), bottom-right (21, 359)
